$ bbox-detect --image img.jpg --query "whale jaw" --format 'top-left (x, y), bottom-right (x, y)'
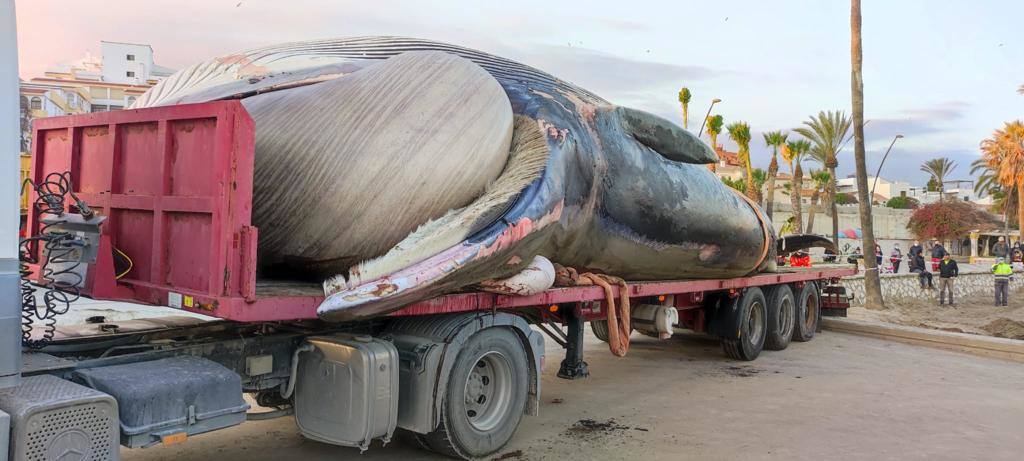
top-left (318, 116), bottom-right (551, 321)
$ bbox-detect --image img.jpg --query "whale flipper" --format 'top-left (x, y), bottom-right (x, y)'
top-left (615, 106), bottom-right (718, 164)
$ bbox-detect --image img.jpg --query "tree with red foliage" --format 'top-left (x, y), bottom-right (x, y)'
top-left (907, 200), bottom-right (1001, 242)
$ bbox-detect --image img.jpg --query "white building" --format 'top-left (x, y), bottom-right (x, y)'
top-left (98, 41), bottom-right (175, 86)
top-left (906, 180), bottom-right (977, 204)
top-left (835, 176), bottom-right (912, 202)
top-left (35, 41), bottom-right (173, 111)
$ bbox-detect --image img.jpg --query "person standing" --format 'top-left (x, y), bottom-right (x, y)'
top-left (992, 257), bottom-right (1013, 307)
top-left (875, 244), bottom-right (883, 267)
top-left (938, 252), bottom-right (959, 306)
top-left (930, 241), bottom-right (946, 272)
top-left (890, 244), bottom-right (903, 273)
top-left (993, 236), bottom-right (1009, 259)
top-left (909, 240), bottom-right (923, 259)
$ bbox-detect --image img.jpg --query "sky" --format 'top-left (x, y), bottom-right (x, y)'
top-left (14, 0), bottom-right (1024, 187)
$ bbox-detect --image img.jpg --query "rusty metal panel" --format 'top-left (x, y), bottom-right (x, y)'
top-left (27, 102), bottom-right (257, 314)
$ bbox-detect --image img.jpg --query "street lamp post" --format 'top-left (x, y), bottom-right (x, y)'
top-left (870, 134), bottom-right (904, 199)
top-left (697, 98), bottom-right (722, 137)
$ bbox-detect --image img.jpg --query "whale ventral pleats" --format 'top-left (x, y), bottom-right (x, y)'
top-left (241, 50), bottom-right (514, 276)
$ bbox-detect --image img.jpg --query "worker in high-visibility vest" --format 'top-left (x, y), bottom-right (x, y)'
top-left (992, 257), bottom-right (1013, 307)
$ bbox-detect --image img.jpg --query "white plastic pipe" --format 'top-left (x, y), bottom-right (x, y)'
top-left (0, 0), bottom-right (22, 389)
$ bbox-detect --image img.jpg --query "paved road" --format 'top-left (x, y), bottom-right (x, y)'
top-left (124, 329), bottom-right (1024, 461)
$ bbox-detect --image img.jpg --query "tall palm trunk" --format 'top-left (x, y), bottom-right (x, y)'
top-left (766, 154), bottom-right (778, 219)
top-left (827, 162), bottom-right (839, 246)
top-left (708, 133), bottom-right (719, 173)
top-left (851, 0), bottom-right (884, 308)
top-left (807, 185), bottom-right (820, 234)
top-left (1018, 182), bottom-right (1024, 234)
top-left (744, 156), bottom-right (757, 200)
top-left (792, 161), bottom-right (804, 234)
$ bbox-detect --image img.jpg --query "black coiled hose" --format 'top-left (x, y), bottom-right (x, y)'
top-left (20, 172), bottom-right (89, 349)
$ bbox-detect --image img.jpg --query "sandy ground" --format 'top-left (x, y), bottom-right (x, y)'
top-left (122, 329), bottom-right (1024, 461)
top-left (849, 288), bottom-right (1024, 340)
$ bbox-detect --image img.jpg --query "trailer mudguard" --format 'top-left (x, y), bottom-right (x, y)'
top-left (384, 312), bottom-right (543, 434)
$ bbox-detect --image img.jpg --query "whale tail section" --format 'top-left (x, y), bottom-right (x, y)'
top-left (777, 234), bottom-right (836, 254)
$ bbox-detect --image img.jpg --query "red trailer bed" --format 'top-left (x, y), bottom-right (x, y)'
top-left (27, 102), bottom-right (856, 323)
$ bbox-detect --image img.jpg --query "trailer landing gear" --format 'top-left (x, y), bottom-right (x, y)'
top-left (557, 308), bottom-right (589, 380)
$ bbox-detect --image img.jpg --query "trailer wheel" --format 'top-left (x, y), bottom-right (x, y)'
top-left (420, 328), bottom-right (529, 459)
top-left (764, 285), bottom-right (795, 351)
top-left (793, 282), bottom-right (820, 342)
top-left (720, 287), bottom-right (767, 361)
top-left (591, 319), bottom-right (634, 342)
top-left (591, 319), bottom-right (610, 342)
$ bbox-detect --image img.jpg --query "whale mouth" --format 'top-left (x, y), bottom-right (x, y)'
top-left (321, 115), bottom-right (549, 298)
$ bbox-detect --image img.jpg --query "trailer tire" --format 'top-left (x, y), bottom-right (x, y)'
top-left (420, 328), bottom-right (529, 459)
top-left (591, 319), bottom-right (635, 342)
top-left (793, 281), bottom-right (820, 342)
top-left (591, 319), bottom-right (610, 342)
top-left (720, 287), bottom-right (767, 361)
top-left (764, 285), bottom-right (795, 351)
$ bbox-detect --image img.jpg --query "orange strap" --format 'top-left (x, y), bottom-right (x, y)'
top-left (730, 188), bottom-right (773, 273)
top-left (554, 263), bottom-right (631, 357)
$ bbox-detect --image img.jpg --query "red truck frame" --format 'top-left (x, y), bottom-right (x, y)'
top-left (27, 101), bottom-right (855, 326)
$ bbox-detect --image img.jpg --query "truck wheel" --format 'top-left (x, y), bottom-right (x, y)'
top-left (764, 285), bottom-right (795, 351)
top-left (591, 319), bottom-right (610, 342)
top-left (792, 282), bottom-right (820, 342)
top-left (420, 328), bottom-right (529, 459)
top-left (721, 287), bottom-right (767, 361)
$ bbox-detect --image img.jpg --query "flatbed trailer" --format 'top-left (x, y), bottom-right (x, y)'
top-left (4, 102), bottom-right (855, 460)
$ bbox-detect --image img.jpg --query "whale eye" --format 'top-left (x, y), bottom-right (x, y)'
top-left (614, 106), bottom-right (717, 165)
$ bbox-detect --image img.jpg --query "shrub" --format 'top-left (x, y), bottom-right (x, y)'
top-left (885, 196), bottom-right (919, 209)
top-left (835, 192), bottom-right (858, 205)
top-left (907, 200), bottom-right (1001, 241)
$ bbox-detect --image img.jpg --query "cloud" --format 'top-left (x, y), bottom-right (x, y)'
top-left (832, 147), bottom-right (979, 185)
top-left (742, 101), bottom-right (978, 185)
top-left (863, 100), bottom-right (971, 141)
top-left (497, 44), bottom-right (726, 101)
top-left (593, 18), bottom-right (652, 32)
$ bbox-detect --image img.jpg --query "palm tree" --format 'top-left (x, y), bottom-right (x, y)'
top-left (973, 159), bottom-right (1017, 221)
top-left (971, 158), bottom-right (998, 197)
top-left (751, 168), bottom-right (768, 203)
top-left (762, 131), bottom-right (789, 219)
top-left (793, 111), bottom-right (851, 247)
top-left (720, 169), bottom-right (767, 200)
top-left (726, 122), bottom-right (756, 200)
top-left (920, 157), bottom-right (957, 196)
top-left (980, 120), bottom-right (1024, 231)
top-left (678, 87), bottom-right (692, 129)
top-left (706, 114), bottom-right (724, 149)
top-left (785, 139), bottom-right (811, 233)
top-left (706, 114), bottom-right (724, 172)
top-left (850, 0), bottom-right (882, 308)
top-left (805, 169), bottom-right (830, 234)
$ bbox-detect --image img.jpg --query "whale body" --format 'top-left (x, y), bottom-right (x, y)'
top-left (136, 37), bottom-right (827, 322)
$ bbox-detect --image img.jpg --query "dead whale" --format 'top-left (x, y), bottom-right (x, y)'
top-left (135, 37), bottom-right (831, 322)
